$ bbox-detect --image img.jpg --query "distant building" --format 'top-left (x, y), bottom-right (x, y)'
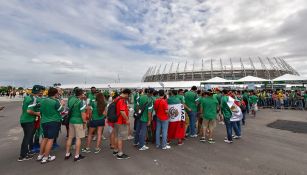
top-left (142, 57), bottom-right (298, 82)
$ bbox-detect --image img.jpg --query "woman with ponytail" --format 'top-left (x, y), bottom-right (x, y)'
top-left (82, 93), bottom-right (106, 154)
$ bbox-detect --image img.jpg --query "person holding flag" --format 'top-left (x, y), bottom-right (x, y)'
top-left (167, 90), bottom-right (185, 146)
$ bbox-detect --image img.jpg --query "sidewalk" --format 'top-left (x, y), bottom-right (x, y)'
top-left (0, 96), bottom-right (23, 102)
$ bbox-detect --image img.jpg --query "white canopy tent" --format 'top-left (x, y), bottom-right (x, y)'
top-left (203, 77), bottom-right (230, 84)
top-left (273, 74), bottom-right (307, 83)
top-left (234, 76), bottom-right (270, 84)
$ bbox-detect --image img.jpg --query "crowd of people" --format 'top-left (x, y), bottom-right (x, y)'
top-left (17, 84), bottom-right (306, 164)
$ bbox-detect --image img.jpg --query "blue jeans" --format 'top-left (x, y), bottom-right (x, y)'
top-left (156, 118), bottom-right (169, 148)
top-left (224, 118), bottom-right (233, 141)
top-left (187, 111), bottom-right (197, 136)
top-left (134, 120), bottom-right (147, 148)
top-left (242, 110), bottom-right (247, 125)
top-left (231, 121), bottom-right (241, 137)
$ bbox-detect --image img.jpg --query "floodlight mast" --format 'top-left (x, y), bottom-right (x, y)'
top-left (249, 57), bottom-right (257, 77)
top-left (240, 58), bottom-right (246, 77)
top-left (258, 57), bottom-right (270, 80)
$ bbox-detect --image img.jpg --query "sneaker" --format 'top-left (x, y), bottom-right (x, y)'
top-left (200, 137), bottom-right (206, 142)
top-left (190, 134), bottom-right (198, 138)
top-left (94, 148), bottom-right (101, 154)
top-left (127, 135), bottom-right (134, 140)
top-left (133, 143), bottom-right (139, 147)
top-left (112, 151), bottom-right (119, 156)
top-left (41, 155), bottom-right (56, 164)
top-left (92, 136), bottom-right (97, 141)
top-left (208, 139), bottom-right (215, 144)
top-left (116, 154), bottom-right (130, 160)
top-left (224, 139), bottom-right (233, 144)
top-left (64, 153), bottom-right (71, 160)
top-left (74, 155), bottom-right (85, 162)
top-left (178, 141), bottom-right (184, 146)
top-left (81, 148), bottom-right (91, 153)
top-left (162, 145), bottom-right (171, 150)
top-left (17, 155), bottom-right (33, 162)
top-left (27, 151), bottom-right (36, 156)
top-left (139, 145), bottom-right (149, 151)
top-left (233, 135), bottom-right (241, 139)
top-left (102, 135), bottom-right (107, 140)
top-left (36, 154), bottom-right (44, 161)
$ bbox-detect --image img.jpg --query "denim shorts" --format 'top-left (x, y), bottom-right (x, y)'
top-left (42, 121), bottom-right (61, 139)
top-left (89, 119), bottom-right (105, 128)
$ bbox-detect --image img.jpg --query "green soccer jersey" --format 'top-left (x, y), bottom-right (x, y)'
top-left (168, 96), bottom-right (181, 105)
top-left (20, 95), bottom-right (37, 123)
top-left (221, 96), bottom-right (232, 119)
top-left (90, 100), bottom-right (105, 120)
top-left (184, 91), bottom-right (198, 112)
top-left (87, 92), bottom-right (96, 104)
top-left (249, 95), bottom-right (259, 104)
top-left (139, 95), bottom-right (153, 122)
top-left (68, 96), bottom-right (86, 124)
top-left (176, 94), bottom-right (185, 104)
top-left (201, 96), bottom-right (219, 120)
top-left (40, 97), bottom-right (64, 123)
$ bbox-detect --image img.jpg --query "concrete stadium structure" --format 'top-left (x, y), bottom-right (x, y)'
top-left (142, 57), bottom-right (299, 82)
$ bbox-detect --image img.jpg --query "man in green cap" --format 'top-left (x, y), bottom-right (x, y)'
top-left (18, 85), bottom-right (43, 162)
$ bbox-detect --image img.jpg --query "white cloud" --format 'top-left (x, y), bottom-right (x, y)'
top-left (0, 0), bottom-right (306, 87)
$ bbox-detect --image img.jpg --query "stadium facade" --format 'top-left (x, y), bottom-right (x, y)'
top-left (142, 57), bottom-right (299, 82)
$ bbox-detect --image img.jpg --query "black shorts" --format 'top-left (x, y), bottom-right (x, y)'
top-left (89, 119), bottom-right (105, 128)
top-left (42, 122), bottom-right (61, 139)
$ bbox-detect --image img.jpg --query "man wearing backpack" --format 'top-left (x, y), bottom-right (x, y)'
top-left (113, 89), bottom-right (132, 160)
top-left (134, 88), bottom-right (154, 151)
top-left (65, 88), bottom-right (87, 162)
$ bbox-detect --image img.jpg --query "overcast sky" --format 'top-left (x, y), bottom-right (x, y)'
top-left (0, 0), bottom-right (307, 87)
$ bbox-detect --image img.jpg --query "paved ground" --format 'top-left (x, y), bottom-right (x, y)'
top-left (0, 101), bottom-right (307, 175)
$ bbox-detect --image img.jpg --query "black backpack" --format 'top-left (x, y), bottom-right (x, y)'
top-left (107, 97), bottom-right (122, 123)
top-left (133, 101), bottom-right (148, 120)
top-left (62, 100), bottom-right (78, 125)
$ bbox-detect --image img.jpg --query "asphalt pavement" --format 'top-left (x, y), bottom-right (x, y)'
top-left (0, 101), bottom-right (307, 175)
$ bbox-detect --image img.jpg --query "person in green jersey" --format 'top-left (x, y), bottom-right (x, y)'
top-left (82, 93), bottom-right (107, 154)
top-left (86, 87), bottom-right (98, 141)
top-left (134, 88), bottom-right (154, 151)
top-left (37, 87), bottom-right (65, 164)
top-left (65, 88), bottom-right (87, 162)
top-left (249, 92), bottom-right (259, 117)
top-left (304, 90), bottom-right (307, 109)
top-left (200, 90), bottom-right (219, 144)
top-left (18, 85), bottom-right (44, 162)
top-left (184, 86), bottom-right (199, 137)
top-left (221, 89), bottom-right (234, 144)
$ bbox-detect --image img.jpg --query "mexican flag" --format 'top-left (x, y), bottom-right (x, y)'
top-left (168, 103), bottom-right (185, 140)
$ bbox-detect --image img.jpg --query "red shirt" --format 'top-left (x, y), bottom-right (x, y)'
top-left (154, 98), bottom-right (168, 121)
top-left (115, 97), bottom-right (129, 125)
